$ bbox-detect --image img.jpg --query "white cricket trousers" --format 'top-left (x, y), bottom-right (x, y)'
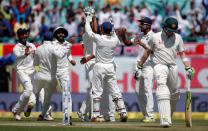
top-left (79, 61), bottom-right (115, 119)
top-left (135, 64), bottom-right (154, 119)
top-left (57, 70), bottom-right (72, 116)
top-left (91, 63), bottom-right (126, 118)
top-left (154, 64), bottom-right (180, 125)
top-left (13, 69), bottom-right (36, 114)
top-left (33, 72), bottom-right (57, 117)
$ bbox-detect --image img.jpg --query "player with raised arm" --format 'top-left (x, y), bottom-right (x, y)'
top-left (137, 17), bottom-right (195, 127)
top-left (120, 17), bottom-right (155, 123)
top-left (12, 28), bottom-right (36, 120)
top-left (84, 13), bottom-right (128, 122)
top-left (77, 7), bottom-right (116, 122)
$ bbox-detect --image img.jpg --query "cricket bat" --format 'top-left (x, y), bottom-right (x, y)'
top-left (185, 78), bottom-right (192, 127)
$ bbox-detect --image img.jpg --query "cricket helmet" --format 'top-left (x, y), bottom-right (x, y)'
top-left (53, 26), bottom-right (68, 38)
top-left (162, 17), bottom-right (178, 32)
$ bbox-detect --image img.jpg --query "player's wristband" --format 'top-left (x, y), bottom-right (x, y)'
top-left (185, 66), bottom-right (190, 70)
top-left (137, 65), bottom-right (143, 69)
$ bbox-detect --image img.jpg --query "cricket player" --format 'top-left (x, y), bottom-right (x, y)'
top-left (77, 7), bottom-right (116, 122)
top-left (120, 17), bottom-right (155, 122)
top-left (137, 17), bottom-right (195, 127)
top-left (53, 26), bottom-right (76, 125)
top-left (33, 32), bottom-right (62, 121)
top-left (12, 28), bottom-right (36, 120)
top-left (85, 14), bottom-right (128, 122)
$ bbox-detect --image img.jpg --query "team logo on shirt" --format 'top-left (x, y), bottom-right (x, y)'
top-left (158, 40), bottom-right (163, 44)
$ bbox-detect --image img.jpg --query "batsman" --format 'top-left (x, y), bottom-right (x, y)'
top-left (138, 17), bottom-right (195, 127)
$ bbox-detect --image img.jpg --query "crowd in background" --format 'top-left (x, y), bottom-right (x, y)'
top-left (0, 0), bottom-right (208, 43)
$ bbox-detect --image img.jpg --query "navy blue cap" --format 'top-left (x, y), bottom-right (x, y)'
top-left (138, 17), bottom-right (152, 25)
top-left (43, 32), bottom-right (53, 41)
top-left (101, 22), bottom-right (113, 33)
top-left (17, 28), bottom-right (28, 35)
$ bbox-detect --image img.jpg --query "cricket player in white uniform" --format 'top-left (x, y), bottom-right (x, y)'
top-left (77, 7), bottom-right (115, 122)
top-left (120, 17), bottom-right (155, 122)
top-left (33, 32), bottom-right (62, 121)
top-left (85, 14), bottom-right (128, 122)
top-left (138, 17), bottom-right (195, 127)
top-left (12, 28), bottom-right (36, 120)
top-left (53, 27), bottom-right (76, 125)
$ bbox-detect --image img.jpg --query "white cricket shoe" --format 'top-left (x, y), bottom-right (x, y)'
top-left (44, 115), bottom-right (54, 121)
top-left (141, 117), bottom-right (155, 123)
top-left (105, 116), bottom-right (116, 122)
top-left (77, 112), bottom-right (90, 122)
top-left (12, 109), bottom-right (21, 120)
top-left (160, 118), bottom-right (172, 128)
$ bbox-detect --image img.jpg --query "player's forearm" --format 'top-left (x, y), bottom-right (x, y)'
top-left (85, 21), bottom-right (93, 38)
top-left (136, 40), bottom-right (149, 50)
top-left (121, 34), bottom-right (132, 46)
top-left (13, 50), bottom-right (27, 59)
top-left (86, 54), bottom-right (95, 62)
top-left (138, 49), bottom-right (151, 66)
top-left (179, 52), bottom-right (189, 67)
top-left (92, 16), bottom-right (98, 33)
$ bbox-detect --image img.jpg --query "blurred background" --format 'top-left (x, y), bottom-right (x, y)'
top-left (0, 0), bottom-right (208, 118)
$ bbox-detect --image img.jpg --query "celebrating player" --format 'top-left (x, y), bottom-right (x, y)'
top-left (84, 13), bottom-right (128, 122)
top-left (77, 6), bottom-right (116, 122)
top-left (12, 28), bottom-right (36, 120)
top-left (137, 17), bottom-right (195, 127)
top-left (53, 26), bottom-right (76, 125)
top-left (33, 32), bottom-right (61, 121)
top-left (120, 17), bottom-right (155, 123)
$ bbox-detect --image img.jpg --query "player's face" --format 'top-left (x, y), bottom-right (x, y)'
top-left (164, 28), bottom-right (174, 37)
top-left (139, 23), bottom-right (149, 32)
top-left (56, 32), bottom-right (65, 40)
top-left (18, 33), bottom-right (27, 43)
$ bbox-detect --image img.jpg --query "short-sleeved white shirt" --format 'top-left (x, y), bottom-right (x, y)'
top-left (85, 22), bottom-right (121, 64)
top-left (131, 30), bottom-right (154, 64)
top-left (149, 31), bottom-right (185, 65)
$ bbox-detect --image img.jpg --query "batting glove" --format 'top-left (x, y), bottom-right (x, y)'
top-left (185, 66), bottom-right (195, 80)
top-left (134, 65), bottom-right (143, 80)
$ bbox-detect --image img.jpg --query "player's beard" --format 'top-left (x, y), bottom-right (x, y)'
top-left (57, 37), bottom-right (65, 42)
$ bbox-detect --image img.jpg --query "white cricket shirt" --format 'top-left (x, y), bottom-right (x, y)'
top-left (13, 42), bottom-right (36, 71)
top-left (149, 30), bottom-right (185, 65)
top-left (82, 33), bottom-right (96, 62)
top-left (85, 22), bottom-right (121, 64)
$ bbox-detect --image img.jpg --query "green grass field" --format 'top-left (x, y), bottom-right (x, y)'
top-left (0, 118), bottom-right (208, 131)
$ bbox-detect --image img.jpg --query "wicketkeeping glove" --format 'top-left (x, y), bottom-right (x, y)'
top-left (84, 6), bottom-right (95, 17)
top-left (134, 65), bottom-right (143, 80)
top-left (185, 66), bottom-right (195, 80)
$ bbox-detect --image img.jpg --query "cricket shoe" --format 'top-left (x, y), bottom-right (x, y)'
top-left (44, 115), bottom-right (54, 121)
top-left (77, 112), bottom-right (90, 122)
top-left (141, 117), bottom-right (155, 123)
top-left (24, 103), bottom-right (34, 117)
top-left (105, 116), bottom-right (116, 122)
top-left (37, 115), bottom-right (44, 121)
top-left (120, 113), bottom-right (128, 122)
top-left (160, 118), bottom-right (172, 128)
top-left (12, 109), bottom-right (21, 120)
top-left (37, 114), bottom-right (54, 121)
top-left (91, 115), bottom-right (105, 122)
